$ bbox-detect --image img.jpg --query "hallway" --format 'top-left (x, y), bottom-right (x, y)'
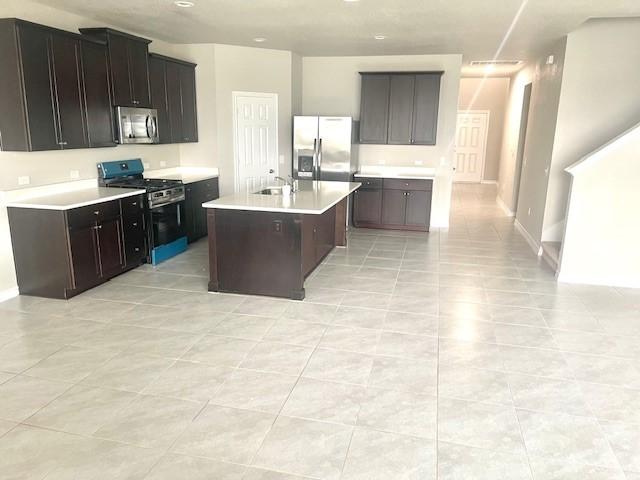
top-left (0, 184), bottom-right (638, 479)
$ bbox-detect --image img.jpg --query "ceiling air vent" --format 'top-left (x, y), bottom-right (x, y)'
top-left (470, 60), bottom-right (523, 66)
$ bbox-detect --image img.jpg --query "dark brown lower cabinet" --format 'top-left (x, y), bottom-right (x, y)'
top-left (302, 207), bottom-right (336, 277)
top-left (8, 194), bottom-right (146, 299)
top-left (208, 197), bottom-right (348, 300)
top-left (353, 177), bottom-right (433, 232)
top-left (381, 189), bottom-right (407, 227)
top-left (185, 178), bottom-right (219, 242)
top-left (353, 188), bottom-right (382, 226)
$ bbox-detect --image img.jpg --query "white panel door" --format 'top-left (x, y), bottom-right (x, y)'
top-left (233, 92), bottom-right (279, 193)
top-left (454, 111), bottom-right (489, 183)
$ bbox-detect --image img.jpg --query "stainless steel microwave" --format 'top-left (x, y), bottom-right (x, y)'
top-left (116, 107), bottom-right (159, 144)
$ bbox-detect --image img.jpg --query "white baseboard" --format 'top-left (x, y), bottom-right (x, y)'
top-left (481, 180), bottom-right (498, 185)
top-left (0, 287), bottom-right (19, 303)
top-left (557, 272), bottom-right (640, 289)
top-left (496, 195), bottom-right (515, 217)
top-left (514, 219), bottom-right (542, 256)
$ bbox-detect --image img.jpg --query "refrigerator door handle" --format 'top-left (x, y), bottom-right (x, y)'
top-left (316, 138), bottom-right (323, 180)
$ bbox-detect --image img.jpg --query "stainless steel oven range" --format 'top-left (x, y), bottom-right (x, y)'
top-left (97, 159), bottom-right (187, 265)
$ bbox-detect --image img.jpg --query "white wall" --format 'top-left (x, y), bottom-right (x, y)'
top-left (542, 18), bottom-right (640, 242)
top-left (211, 44), bottom-right (293, 196)
top-left (497, 38), bottom-right (567, 248)
top-left (559, 124), bottom-right (640, 288)
top-left (458, 77), bottom-right (510, 182)
top-left (302, 54), bottom-right (462, 227)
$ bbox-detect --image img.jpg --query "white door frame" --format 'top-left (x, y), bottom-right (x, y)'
top-left (454, 109), bottom-right (490, 183)
top-left (232, 91), bottom-right (279, 193)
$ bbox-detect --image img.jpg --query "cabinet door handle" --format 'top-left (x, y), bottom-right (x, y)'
top-left (134, 247), bottom-right (140, 252)
top-left (93, 211), bottom-right (100, 215)
top-left (58, 141), bottom-right (68, 146)
top-left (131, 201), bottom-right (138, 206)
top-left (132, 222), bottom-right (138, 227)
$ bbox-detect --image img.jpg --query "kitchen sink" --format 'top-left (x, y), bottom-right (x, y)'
top-left (255, 186), bottom-right (285, 195)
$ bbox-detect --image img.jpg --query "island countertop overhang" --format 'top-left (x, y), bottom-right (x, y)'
top-left (202, 180), bottom-right (362, 215)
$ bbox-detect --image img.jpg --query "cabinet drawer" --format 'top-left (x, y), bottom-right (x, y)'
top-left (356, 177), bottom-right (383, 190)
top-left (67, 200), bottom-right (120, 228)
top-left (201, 179), bottom-right (219, 201)
top-left (383, 178), bottom-right (433, 191)
top-left (121, 194), bottom-right (146, 218)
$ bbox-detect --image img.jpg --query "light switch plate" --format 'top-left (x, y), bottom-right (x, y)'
top-left (70, 170), bottom-right (80, 180)
top-left (279, 154), bottom-right (285, 165)
top-left (18, 176), bottom-right (30, 186)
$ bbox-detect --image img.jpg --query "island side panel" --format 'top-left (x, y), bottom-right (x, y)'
top-left (213, 209), bottom-right (305, 300)
top-left (334, 197), bottom-right (348, 247)
top-left (207, 209), bottom-right (220, 292)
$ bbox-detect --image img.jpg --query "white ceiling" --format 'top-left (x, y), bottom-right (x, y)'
top-left (34, 0), bottom-right (640, 67)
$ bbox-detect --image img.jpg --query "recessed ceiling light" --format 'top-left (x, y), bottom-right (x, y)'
top-left (343, 0), bottom-right (360, 2)
top-left (174, 0), bottom-right (194, 7)
top-left (253, 37), bottom-right (267, 43)
top-left (374, 35), bottom-right (386, 40)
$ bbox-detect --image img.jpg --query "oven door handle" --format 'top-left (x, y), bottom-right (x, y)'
top-left (150, 199), bottom-right (184, 209)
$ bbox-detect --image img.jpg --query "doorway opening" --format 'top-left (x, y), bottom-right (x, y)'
top-left (232, 92), bottom-right (279, 193)
top-left (513, 83), bottom-right (532, 214)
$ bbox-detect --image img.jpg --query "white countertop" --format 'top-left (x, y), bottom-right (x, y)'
top-left (5, 187), bottom-right (146, 210)
top-left (355, 166), bottom-right (436, 180)
top-left (203, 181), bottom-right (361, 215)
top-left (144, 167), bottom-right (219, 184)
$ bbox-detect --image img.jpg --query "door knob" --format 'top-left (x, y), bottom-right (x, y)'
top-left (269, 169), bottom-right (274, 174)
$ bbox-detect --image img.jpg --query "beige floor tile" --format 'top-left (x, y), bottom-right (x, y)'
top-left (172, 405), bottom-right (275, 464)
top-left (341, 428), bottom-right (436, 480)
top-left (252, 416), bottom-right (352, 480)
top-left (146, 453), bottom-right (246, 479)
top-left (80, 352), bottom-right (174, 392)
top-left (181, 335), bottom-right (257, 367)
top-left (26, 384), bottom-right (136, 435)
top-left (24, 346), bottom-right (117, 382)
top-left (94, 394), bottom-right (202, 448)
top-left (143, 360), bottom-right (233, 401)
top-left (0, 375), bottom-right (70, 422)
top-left (211, 369), bottom-right (297, 413)
top-left (281, 377), bottom-right (366, 425)
top-left (438, 442), bottom-right (532, 479)
top-left (302, 348), bottom-right (374, 385)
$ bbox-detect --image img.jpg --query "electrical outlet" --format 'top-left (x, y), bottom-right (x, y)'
top-left (18, 175), bottom-right (30, 186)
top-left (70, 170), bottom-right (80, 180)
top-left (143, 162), bottom-right (150, 169)
top-left (160, 161), bottom-right (167, 168)
top-left (279, 154), bottom-right (285, 165)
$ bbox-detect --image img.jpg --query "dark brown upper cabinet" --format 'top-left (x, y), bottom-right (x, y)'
top-left (80, 40), bottom-right (116, 147)
top-left (358, 71), bottom-right (442, 146)
top-left (80, 28), bottom-right (152, 108)
top-left (387, 74), bottom-right (415, 145)
top-left (149, 53), bottom-right (198, 144)
top-left (148, 55), bottom-right (171, 144)
top-left (412, 73), bottom-right (442, 145)
top-left (0, 19), bottom-right (97, 151)
top-left (358, 74), bottom-right (390, 144)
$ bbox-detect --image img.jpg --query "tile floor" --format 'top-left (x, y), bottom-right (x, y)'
top-left (0, 183), bottom-right (639, 479)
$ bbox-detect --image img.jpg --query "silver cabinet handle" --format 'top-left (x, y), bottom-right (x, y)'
top-left (58, 141), bottom-right (68, 146)
top-left (93, 211), bottom-right (100, 215)
top-left (132, 222), bottom-right (138, 227)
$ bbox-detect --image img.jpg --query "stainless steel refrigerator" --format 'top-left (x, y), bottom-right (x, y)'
top-left (293, 116), bottom-right (358, 182)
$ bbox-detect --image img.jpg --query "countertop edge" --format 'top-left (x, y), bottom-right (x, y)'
top-left (5, 188), bottom-right (147, 211)
top-left (354, 173), bottom-right (436, 180)
top-left (202, 183), bottom-right (360, 215)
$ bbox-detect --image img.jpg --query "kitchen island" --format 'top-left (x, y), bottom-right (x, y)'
top-left (203, 180), bottom-right (361, 300)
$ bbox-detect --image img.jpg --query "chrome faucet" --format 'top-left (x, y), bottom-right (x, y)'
top-left (275, 175), bottom-right (297, 191)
